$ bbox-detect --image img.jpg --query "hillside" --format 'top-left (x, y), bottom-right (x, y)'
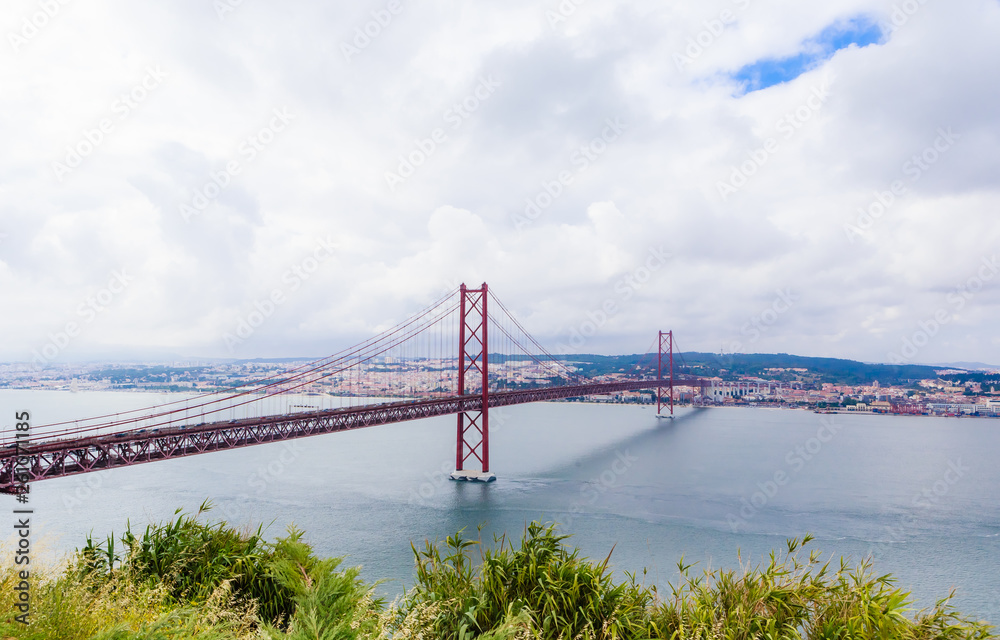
top-left (556, 352), bottom-right (941, 386)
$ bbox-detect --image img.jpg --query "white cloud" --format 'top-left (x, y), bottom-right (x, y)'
top-left (1, 0), bottom-right (998, 365)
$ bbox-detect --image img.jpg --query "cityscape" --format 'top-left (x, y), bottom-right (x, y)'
top-left (3, 0), bottom-right (999, 636)
top-left (5, 355), bottom-right (998, 417)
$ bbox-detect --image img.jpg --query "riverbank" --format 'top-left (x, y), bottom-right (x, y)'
top-left (560, 397), bottom-right (1000, 419)
top-left (2, 508), bottom-right (995, 640)
top-left (6, 394), bottom-right (1000, 621)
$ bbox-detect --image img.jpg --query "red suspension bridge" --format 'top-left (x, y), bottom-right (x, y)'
top-left (1, 284), bottom-right (707, 493)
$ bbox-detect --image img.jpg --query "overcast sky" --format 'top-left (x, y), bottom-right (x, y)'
top-left (1, 0), bottom-right (998, 367)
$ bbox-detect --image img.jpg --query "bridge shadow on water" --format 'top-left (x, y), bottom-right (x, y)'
top-left (409, 408), bottom-right (715, 569)
top-left (538, 406), bottom-right (709, 482)
top-left (438, 407), bottom-right (712, 520)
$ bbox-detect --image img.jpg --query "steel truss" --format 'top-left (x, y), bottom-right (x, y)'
top-left (1, 377), bottom-right (705, 492)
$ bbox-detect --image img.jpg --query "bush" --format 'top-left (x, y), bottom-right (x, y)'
top-left (0, 554), bottom-right (257, 640)
top-left (260, 529), bottom-right (384, 640)
top-left (403, 522), bottom-right (654, 639)
top-left (650, 534), bottom-right (996, 640)
top-left (80, 500), bottom-right (298, 624)
top-left (1, 513), bottom-right (995, 640)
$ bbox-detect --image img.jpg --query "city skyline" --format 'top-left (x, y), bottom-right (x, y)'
top-left (2, 1), bottom-right (998, 366)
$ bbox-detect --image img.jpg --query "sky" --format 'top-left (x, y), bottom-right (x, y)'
top-left (1, 0), bottom-right (998, 368)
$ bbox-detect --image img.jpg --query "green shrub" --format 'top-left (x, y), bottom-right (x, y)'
top-left (81, 500), bottom-right (296, 624)
top-left (2, 512), bottom-right (995, 640)
top-left (403, 522), bottom-right (654, 639)
top-left (0, 554), bottom-right (257, 640)
top-left (650, 534), bottom-right (996, 640)
top-left (260, 530), bottom-right (384, 640)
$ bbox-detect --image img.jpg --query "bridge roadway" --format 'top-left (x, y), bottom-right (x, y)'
top-left (1, 377), bottom-right (705, 493)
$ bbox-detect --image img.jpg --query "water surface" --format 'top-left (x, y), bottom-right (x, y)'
top-left (3, 391), bottom-right (998, 622)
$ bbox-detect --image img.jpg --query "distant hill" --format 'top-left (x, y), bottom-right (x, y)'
top-left (928, 361), bottom-right (1000, 371)
top-left (550, 352), bottom-right (941, 386)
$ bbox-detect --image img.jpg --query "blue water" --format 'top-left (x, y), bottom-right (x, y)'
top-left (3, 391), bottom-right (999, 623)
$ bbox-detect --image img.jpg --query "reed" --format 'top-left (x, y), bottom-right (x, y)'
top-left (403, 522), bottom-right (652, 639)
top-left (1, 514), bottom-right (994, 640)
top-left (80, 500), bottom-right (297, 625)
top-left (650, 535), bottom-right (995, 640)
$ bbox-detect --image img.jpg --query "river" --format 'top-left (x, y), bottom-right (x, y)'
top-left (2, 389), bottom-right (998, 622)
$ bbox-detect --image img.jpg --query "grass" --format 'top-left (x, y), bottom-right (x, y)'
top-left (80, 500), bottom-right (298, 625)
top-left (0, 509), bottom-right (994, 640)
top-left (650, 535), bottom-right (995, 639)
top-left (404, 522), bottom-right (653, 639)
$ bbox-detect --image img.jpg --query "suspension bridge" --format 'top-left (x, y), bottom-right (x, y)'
top-left (1, 284), bottom-right (707, 493)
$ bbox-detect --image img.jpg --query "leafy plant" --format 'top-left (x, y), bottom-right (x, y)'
top-left (2, 515), bottom-right (995, 640)
top-left (260, 529), bottom-right (385, 640)
top-left (80, 500), bottom-right (296, 624)
top-left (650, 534), bottom-right (995, 640)
top-left (404, 522), bottom-right (654, 639)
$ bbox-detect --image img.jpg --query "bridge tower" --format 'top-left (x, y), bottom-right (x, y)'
top-left (657, 330), bottom-right (674, 417)
top-left (450, 283), bottom-right (496, 482)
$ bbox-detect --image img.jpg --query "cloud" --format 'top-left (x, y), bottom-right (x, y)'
top-left (1, 0), bottom-right (998, 366)
top-left (731, 15), bottom-right (883, 94)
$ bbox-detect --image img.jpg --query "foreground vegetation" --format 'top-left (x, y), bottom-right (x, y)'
top-left (2, 504), bottom-right (994, 639)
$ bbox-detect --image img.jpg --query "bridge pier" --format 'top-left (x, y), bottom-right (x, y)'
top-left (451, 283), bottom-right (494, 482)
top-left (449, 469), bottom-right (497, 482)
top-left (657, 330), bottom-right (674, 418)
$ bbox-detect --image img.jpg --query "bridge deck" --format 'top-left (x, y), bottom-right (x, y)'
top-left (1, 378), bottom-right (704, 492)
